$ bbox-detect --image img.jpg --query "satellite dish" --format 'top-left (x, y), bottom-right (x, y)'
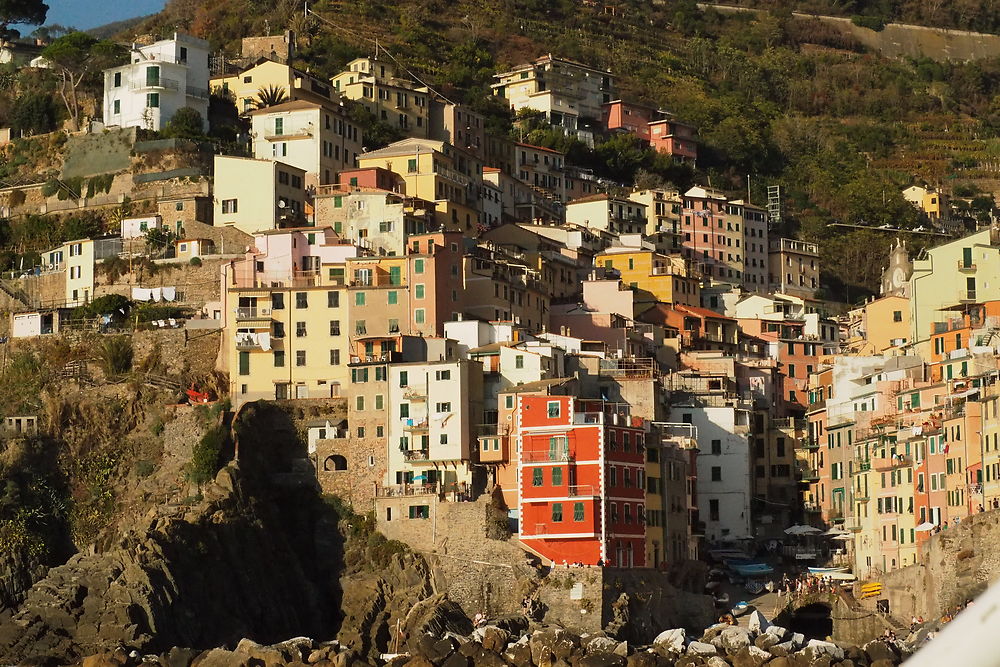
top-left (277, 199), bottom-right (287, 209)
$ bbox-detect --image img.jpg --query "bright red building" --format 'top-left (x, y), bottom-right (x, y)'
top-left (516, 395), bottom-right (647, 567)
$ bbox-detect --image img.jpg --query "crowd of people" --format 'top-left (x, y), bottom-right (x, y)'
top-left (772, 573), bottom-right (840, 599)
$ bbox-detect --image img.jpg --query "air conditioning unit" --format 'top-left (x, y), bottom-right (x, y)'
top-left (260, 307), bottom-right (272, 316)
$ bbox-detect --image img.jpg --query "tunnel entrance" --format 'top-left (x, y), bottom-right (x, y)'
top-left (788, 602), bottom-right (833, 640)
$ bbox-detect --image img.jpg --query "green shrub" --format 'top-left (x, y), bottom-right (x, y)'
top-left (189, 256), bottom-right (202, 266)
top-left (98, 336), bottom-right (133, 377)
top-left (851, 14), bottom-right (886, 31)
top-left (188, 426), bottom-right (226, 485)
top-left (135, 460), bottom-right (155, 478)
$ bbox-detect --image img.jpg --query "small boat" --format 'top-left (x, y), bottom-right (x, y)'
top-left (808, 566), bottom-right (849, 575)
top-left (731, 601), bottom-right (753, 617)
top-left (731, 562), bottom-right (775, 577)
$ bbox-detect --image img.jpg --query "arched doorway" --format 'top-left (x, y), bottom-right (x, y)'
top-left (323, 454), bottom-right (348, 471)
top-left (788, 602), bottom-right (833, 640)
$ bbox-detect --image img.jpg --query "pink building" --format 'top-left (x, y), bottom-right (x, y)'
top-left (226, 226), bottom-right (361, 289)
top-left (336, 167), bottom-right (404, 192)
top-left (602, 100), bottom-right (655, 142)
top-left (649, 119), bottom-right (697, 164)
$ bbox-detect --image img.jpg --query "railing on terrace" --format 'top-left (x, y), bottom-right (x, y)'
top-left (376, 483), bottom-right (439, 498)
top-left (130, 77), bottom-right (180, 91)
top-left (522, 448), bottom-right (573, 463)
top-left (573, 412), bottom-right (603, 425)
top-left (873, 454), bottom-right (911, 471)
top-left (403, 449), bottom-right (429, 461)
top-left (568, 485), bottom-right (597, 497)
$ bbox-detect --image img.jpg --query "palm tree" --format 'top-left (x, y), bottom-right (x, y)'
top-left (254, 84), bottom-right (288, 109)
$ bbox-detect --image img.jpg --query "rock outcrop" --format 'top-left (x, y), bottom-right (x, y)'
top-left (0, 466), bottom-right (333, 663)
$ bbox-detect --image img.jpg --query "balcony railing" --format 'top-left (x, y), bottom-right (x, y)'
top-left (798, 467), bottom-right (820, 481)
top-left (803, 501), bottom-right (821, 513)
top-left (235, 333), bottom-right (265, 350)
top-left (186, 86), bottom-right (210, 99)
top-left (402, 419), bottom-right (429, 431)
top-left (568, 485), bottom-right (597, 497)
top-left (873, 454), bottom-right (910, 471)
top-left (958, 261), bottom-right (977, 271)
top-left (522, 449), bottom-right (572, 463)
top-left (403, 448), bottom-right (429, 461)
top-left (130, 77), bottom-right (180, 91)
top-left (376, 483), bottom-right (439, 498)
top-left (236, 307), bottom-right (271, 320)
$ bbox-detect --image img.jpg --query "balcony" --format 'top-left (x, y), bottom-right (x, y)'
top-left (873, 454), bottom-right (910, 471)
top-left (376, 483), bottom-right (439, 498)
top-left (403, 388), bottom-right (427, 401)
top-left (856, 459), bottom-right (871, 472)
top-left (802, 438), bottom-right (820, 450)
top-left (186, 86), bottom-right (210, 99)
top-left (960, 290), bottom-right (978, 303)
top-left (522, 448), bottom-right (572, 463)
top-left (798, 467), bottom-right (820, 482)
top-left (573, 412), bottom-right (603, 425)
top-left (235, 332), bottom-right (267, 350)
top-left (349, 275), bottom-right (406, 288)
top-left (803, 501), bottom-right (821, 513)
top-left (130, 77), bottom-right (180, 92)
top-left (957, 261), bottom-right (976, 271)
top-left (236, 307), bottom-right (271, 320)
top-left (264, 127), bottom-right (313, 141)
top-left (403, 419), bottom-right (429, 432)
top-left (403, 448), bottom-right (429, 461)
top-left (568, 485), bottom-right (597, 497)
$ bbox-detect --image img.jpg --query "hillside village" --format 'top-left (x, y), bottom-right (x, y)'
top-left (3, 2), bottom-right (1000, 664)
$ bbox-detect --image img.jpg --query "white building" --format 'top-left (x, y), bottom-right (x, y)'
top-left (315, 189), bottom-right (436, 256)
top-left (43, 239), bottom-right (95, 307)
top-left (213, 155), bottom-right (307, 235)
top-left (103, 33), bottom-right (210, 131)
top-left (565, 194), bottom-right (646, 236)
top-left (385, 360), bottom-right (483, 492)
top-left (492, 54), bottom-right (614, 144)
top-left (669, 405), bottom-right (753, 543)
top-left (249, 100), bottom-right (362, 188)
top-left (121, 215), bottom-right (162, 239)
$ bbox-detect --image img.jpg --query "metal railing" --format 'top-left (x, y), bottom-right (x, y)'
top-left (522, 449), bottom-right (572, 463)
top-left (403, 449), bottom-right (429, 461)
top-left (376, 483), bottom-right (439, 498)
top-left (130, 77), bottom-right (180, 91)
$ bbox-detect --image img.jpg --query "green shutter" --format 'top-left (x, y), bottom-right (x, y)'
top-left (238, 351), bottom-right (250, 375)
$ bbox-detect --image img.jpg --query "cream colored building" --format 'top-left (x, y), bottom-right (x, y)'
top-left (314, 189), bottom-right (436, 256)
top-left (43, 239), bottom-right (96, 307)
top-left (566, 194), bottom-right (646, 236)
top-left (331, 57), bottom-right (430, 137)
top-left (768, 238), bottom-right (820, 299)
top-left (355, 138), bottom-right (482, 231)
top-left (492, 54), bottom-right (614, 142)
top-left (385, 359), bottom-right (484, 491)
top-left (211, 59), bottom-right (337, 115)
top-left (629, 188), bottom-right (682, 241)
top-left (213, 155), bottom-right (307, 235)
top-left (249, 100), bottom-right (362, 187)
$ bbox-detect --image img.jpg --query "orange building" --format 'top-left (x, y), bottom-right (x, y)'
top-left (516, 395), bottom-right (647, 567)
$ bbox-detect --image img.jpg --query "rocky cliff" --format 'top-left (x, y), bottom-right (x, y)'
top-left (0, 465), bottom-right (335, 662)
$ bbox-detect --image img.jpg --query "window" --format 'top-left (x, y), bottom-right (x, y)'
top-left (573, 502), bottom-right (584, 521)
top-left (296, 351), bottom-right (306, 366)
top-left (552, 467), bottom-right (563, 486)
top-left (547, 401), bottom-right (560, 419)
top-left (550, 436), bottom-right (568, 460)
top-left (711, 439), bottom-right (721, 455)
top-left (296, 321), bottom-right (307, 337)
top-left (113, 72), bottom-right (121, 87)
top-left (515, 355), bottom-right (525, 369)
top-left (552, 503), bottom-right (563, 522)
top-left (893, 310), bottom-right (903, 322)
top-left (435, 402), bottom-right (452, 413)
top-left (709, 498), bottom-right (720, 521)
top-left (271, 293), bottom-right (285, 310)
top-left (274, 117), bottom-right (284, 136)
top-left (113, 100), bottom-right (120, 114)
top-left (355, 320), bottom-right (366, 335)
top-left (439, 433), bottom-right (448, 445)
top-left (415, 309), bottom-right (425, 324)
top-left (413, 259), bottom-right (424, 274)
top-left (388, 291), bottom-right (398, 305)
top-left (532, 468), bottom-right (543, 486)
top-left (328, 320), bottom-right (341, 336)
top-left (145, 65), bottom-right (160, 86)
top-left (355, 292), bottom-right (365, 306)
top-left (221, 199), bottom-right (238, 214)
top-left (146, 93), bottom-right (159, 108)
top-left (407, 158), bottom-right (418, 173)
top-left (435, 370), bottom-right (451, 380)
top-left (415, 284), bottom-right (425, 299)
top-left (329, 349), bottom-right (340, 365)
top-left (711, 466), bottom-right (722, 482)
top-left (272, 321), bottom-right (285, 338)
top-left (273, 350), bottom-right (285, 367)
top-left (238, 351), bottom-right (250, 375)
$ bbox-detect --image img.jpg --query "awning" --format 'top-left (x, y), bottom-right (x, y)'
top-left (915, 522), bottom-right (936, 532)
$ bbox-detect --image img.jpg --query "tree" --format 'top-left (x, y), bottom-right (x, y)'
top-left (253, 84), bottom-right (288, 109)
top-left (0, 0), bottom-right (48, 38)
top-left (9, 90), bottom-right (56, 135)
top-left (42, 32), bottom-right (124, 131)
top-left (162, 107), bottom-right (205, 140)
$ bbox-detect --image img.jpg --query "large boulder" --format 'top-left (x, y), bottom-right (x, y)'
top-left (529, 627), bottom-right (580, 664)
top-left (764, 625), bottom-right (789, 642)
top-left (190, 649), bottom-right (245, 667)
top-left (747, 611), bottom-right (770, 635)
top-left (805, 639), bottom-right (844, 661)
top-left (731, 645), bottom-right (770, 667)
top-left (652, 629), bottom-right (686, 653)
top-left (717, 627), bottom-right (751, 654)
top-left (753, 633), bottom-right (779, 651)
top-left (864, 640), bottom-right (901, 663)
top-left (586, 636), bottom-right (622, 655)
top-left (480, 627), bottom-right (510, 654)
top-left (706, 657), bottom-right (730, 667)
top-left (407, 634), bottom-right (454, 664)
top-left (625, 651), bottom-right (658, 667)
top-left (577, 654), bottom-right (627, 667)
top-left (502, 637), bottom-right (532, 667)
top-left (686, 641), bottom-right (718, 656)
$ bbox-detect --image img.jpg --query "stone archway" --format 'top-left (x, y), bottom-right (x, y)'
top-left (788, 602), bottom-right (833, 640)
top-left (323, 454), bottom-right (348, 471)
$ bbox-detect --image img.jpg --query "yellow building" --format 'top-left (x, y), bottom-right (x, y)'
top-left (858, 295), bottom-right (911, 354)
top-left (213, 155), bottom-right (307, 235)
top-left (211, 59), bottom-right (337, 114)
top-left (331, 57), bottom-right (430, 138)
top-left (224, 267), bottom-right (350, 407)
top-left (356, 138), bottom-right (482, 231)
top-left (595, 247), bottom-right (700, 311)
top-left (902, 185), bottom-right (948, 220)
top-left (980, 385), bottom-right (1000, 507)
top-left (909, 227), bottom-right (1000, 352)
